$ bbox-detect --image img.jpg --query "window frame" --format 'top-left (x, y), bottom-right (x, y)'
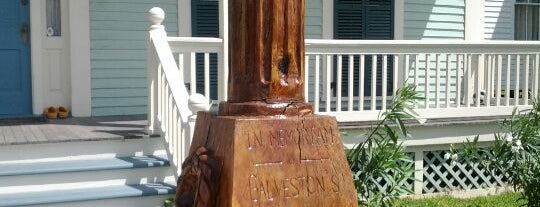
top-left (515, 0), bottom-right (540, 40)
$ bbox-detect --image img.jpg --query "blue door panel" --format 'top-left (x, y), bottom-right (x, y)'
top-left (0, 0), bottom-right (32, 117)
top-left (0, 51), bottom-right (22, 91)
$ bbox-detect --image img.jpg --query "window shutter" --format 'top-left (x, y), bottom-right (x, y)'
top-left (334, 0), bottom-right (363, 98)
top-left (365, 0), bottom-right (393, 40)
top-left (334, 0), bottom-right (364, 40)
top-left (192, 0), bottom-right (219, 100)
top-left (192, 0), bottom-right (219, 37)
top-left (334, 0), bottom-right (394, 98)
top-left (365, 0), bottom-right (394, 97)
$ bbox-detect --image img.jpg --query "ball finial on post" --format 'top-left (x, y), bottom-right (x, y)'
top-left (188, 94), bottom-right (211, 114)
top-left (149, 7), bottom-right (165, 28)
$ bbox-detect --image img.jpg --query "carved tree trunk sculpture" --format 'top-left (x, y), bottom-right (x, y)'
top-left (219, 0), bottom-right (312, 116)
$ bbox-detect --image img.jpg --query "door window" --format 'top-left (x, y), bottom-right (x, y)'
top-left (46, 0), bottom-right (61, 36)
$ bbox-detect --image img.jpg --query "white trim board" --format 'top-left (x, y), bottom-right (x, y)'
top-left (68, 0), bottom-right (91, 117)
top-left (30, 0), bottom-right (44, 116)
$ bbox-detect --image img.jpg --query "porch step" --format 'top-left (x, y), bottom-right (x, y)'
top-left (0, 154), bottom-right (175, 187)
top-left (0, 138), bottom-right (166, 162)
top-left (0, 182), bottom-right (175, 207)
top-left (0, 136), bottom-right (176, 206)
top-left (0, 155), bottom-right (169, 177)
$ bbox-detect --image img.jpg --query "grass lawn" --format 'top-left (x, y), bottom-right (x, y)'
top-left (395, 192), bottom-right (526, 207)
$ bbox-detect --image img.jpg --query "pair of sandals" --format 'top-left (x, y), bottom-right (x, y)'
top-left (44, 106), bottom-right (69, 119)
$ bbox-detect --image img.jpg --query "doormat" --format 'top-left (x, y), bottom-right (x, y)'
top-left (0, 116), bottom-right (47, 126)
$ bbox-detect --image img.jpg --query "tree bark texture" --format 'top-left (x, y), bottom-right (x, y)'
top-left (228, 0), bottom-right (305, 103)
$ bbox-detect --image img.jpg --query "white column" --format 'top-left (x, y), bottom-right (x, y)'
top-left (322, 0), bottom-right (334, 39)
top-left (178, 0), bottom-right (192, 37)
top-left (414, 150), bottom-right (424, 195)
top-left (394, 0), bottom-right (405, 40)
top-left (465, 0), bottom-right (485, 41)
top-left (395, 0), bottom-right (406, 89)
top-left (69, 0), bottom-right (91, 117)
top-left (465, 0), bottom-right (485, 105)
top-left (178, 0), bottom-right (192, 83)
top-left (218, 0), bottom-right (229, 102)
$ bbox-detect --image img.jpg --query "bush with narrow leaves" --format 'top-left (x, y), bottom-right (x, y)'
top-left (452, 98), bottom-right (540, 207)
top-left (347, 84), bottom-right (423, 206)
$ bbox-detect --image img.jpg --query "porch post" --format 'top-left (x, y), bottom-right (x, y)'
top-left (414, 150), bottom-right (424, 195)
top-left (465, 0), bottom-right (486, 105)
top-left (218, 0), bottom-right (229, 102)
top-left (465, 0), bottom-right (485, 41)
top-left (146, 8), bottom-right (165, 134)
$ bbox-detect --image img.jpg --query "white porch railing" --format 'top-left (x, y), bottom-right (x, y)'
top-left (157, 35), bottom-right (540, 124)
top-left (305, 40), bottom-right (540, 122)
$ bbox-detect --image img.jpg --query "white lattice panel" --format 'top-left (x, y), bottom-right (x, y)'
top-left (422, 150), bottom-right (508, 194)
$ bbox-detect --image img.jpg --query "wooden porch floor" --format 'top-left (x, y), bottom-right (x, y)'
top-left (0, 115), bottom-right (154, 145)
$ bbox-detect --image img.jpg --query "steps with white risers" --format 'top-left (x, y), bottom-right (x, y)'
top-left (0, 137), bottom-right (177, 207)
top-left (0, 183), bottom-right (175, 207)
top-left (0, 138), bottom-right (165, 162)
top-left (0, 155), bottom-right (175, 187)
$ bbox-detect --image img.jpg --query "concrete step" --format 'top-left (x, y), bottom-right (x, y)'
top-left (0, 138), bottom-right (166, 162)
top-left (0, 155), bottom-right (175, 187)
top-left (0, 182), bottom-right (176, 207)
top-left (0, 136), bottom-right (176, 206)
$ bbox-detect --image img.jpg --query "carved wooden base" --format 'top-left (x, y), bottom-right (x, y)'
top-left (186, 112), bottom-right (358, 207)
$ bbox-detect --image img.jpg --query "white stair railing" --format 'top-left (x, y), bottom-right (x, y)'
top-left (147, 8), bottom-right (210, 177)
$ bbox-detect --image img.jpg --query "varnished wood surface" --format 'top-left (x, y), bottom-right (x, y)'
top-left (228, 0), bottom-right (305, 103)
top-left (189, 112), bottom-right (358, 207)
top-left (0, 116), bottom-right (150, 145)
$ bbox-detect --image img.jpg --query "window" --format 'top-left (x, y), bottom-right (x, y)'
top-left (46, 0), bottom-right (61, 36)
top-left (515, 0), bottom-right (539, 40)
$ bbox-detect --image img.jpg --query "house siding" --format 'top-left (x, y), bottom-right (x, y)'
top-left (306, 0), bottom-right (323, 39)
top-left (404, 0), bottom-right (465, 40)
top-left (403, 0), bottom-right (465, 106)
top-left (90, 0), bottom-right (178, 116)
top-left (305, 0), bottom-right (323, 103)
top-left (484, 0), bottom-right (515, 40)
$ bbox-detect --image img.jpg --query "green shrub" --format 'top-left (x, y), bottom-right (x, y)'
top-left (347, 84), bottom-right (423, 206)
top-left (451, 98), bottom-right (540, 207)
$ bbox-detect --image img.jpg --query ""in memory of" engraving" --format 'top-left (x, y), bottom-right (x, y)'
top-left (247, 127), bottom-right (336, 149)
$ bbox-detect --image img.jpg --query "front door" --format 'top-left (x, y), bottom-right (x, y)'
top-left (0, 0), bottom-right (32, 117)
